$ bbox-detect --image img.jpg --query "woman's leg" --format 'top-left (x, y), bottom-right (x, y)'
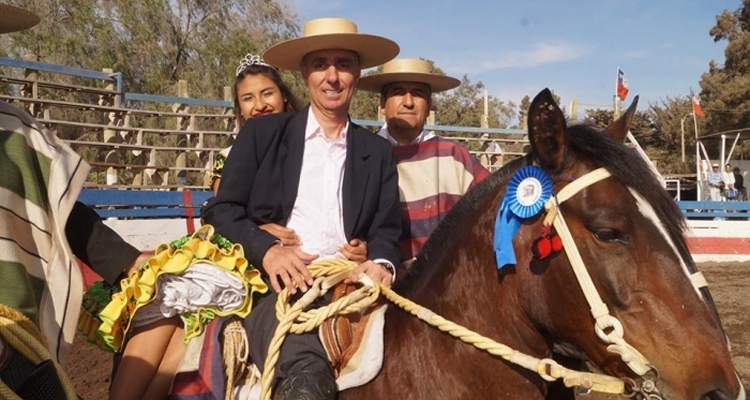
top-left (109, 317), bottom-right (179, 400)
top-left (141, 322), bottom-right (185, 400)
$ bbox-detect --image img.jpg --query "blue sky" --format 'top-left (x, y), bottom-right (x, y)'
top-left (285, 0), bottom-right (737, 112)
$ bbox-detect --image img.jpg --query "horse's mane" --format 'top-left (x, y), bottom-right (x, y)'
top-left (394, 124), bottom-right (694, 294)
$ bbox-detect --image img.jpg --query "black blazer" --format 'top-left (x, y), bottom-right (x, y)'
top-left (202, 107), bottom-right (401, 272)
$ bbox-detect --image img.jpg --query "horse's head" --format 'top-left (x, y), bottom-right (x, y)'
top-left (515, 88), bottom-right (744, 399)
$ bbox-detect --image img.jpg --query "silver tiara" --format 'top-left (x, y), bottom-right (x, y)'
top-left (235, 54), bottom-right (278, 77)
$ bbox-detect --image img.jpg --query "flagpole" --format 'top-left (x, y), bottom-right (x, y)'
top-left (692, 109), bottom-right (701, 200)
top-left (614, 67), bottom-right (621, 119)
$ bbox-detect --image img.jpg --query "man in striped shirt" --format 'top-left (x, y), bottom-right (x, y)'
top-left (359, 59), bottom-right (490, 268)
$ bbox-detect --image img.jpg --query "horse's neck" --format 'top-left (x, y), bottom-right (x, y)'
top-left (409, 250), bottom-right (552, 357)
top-left (366, 260), bottom-right (552, 400)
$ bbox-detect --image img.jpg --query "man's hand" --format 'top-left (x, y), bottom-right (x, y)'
top-left (262, 245), bottom-right (318, 294)
top-left (345, 260), bottom-right (393, 287)
top-left (340, 238), bottom-right (367, 263)
top-left (259, 223), bottom-right (301, 247)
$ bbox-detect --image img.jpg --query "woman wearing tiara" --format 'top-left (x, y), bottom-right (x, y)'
top-left (210, 54), bottom-right (303, 195)
top-left (105, 55), bottom-right (364, 400)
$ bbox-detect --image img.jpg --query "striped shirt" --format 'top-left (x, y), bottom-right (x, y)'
top-left (378, 127), bottom-right (490, 261)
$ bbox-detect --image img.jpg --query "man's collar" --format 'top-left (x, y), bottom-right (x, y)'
top-left (376, 122), bottom-right (434, 146)
top-left (305, 108), bottom-right (349, 140)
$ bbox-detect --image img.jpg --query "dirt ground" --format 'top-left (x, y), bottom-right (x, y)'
top-left (66, 262), bottom-right (750, 399)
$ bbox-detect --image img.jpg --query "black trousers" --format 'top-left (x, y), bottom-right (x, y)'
top-left (243, 287), bottom-right (334, 383)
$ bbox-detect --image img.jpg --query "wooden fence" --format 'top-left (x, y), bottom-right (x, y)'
top-left (0, 55), bottom-right (526, 191)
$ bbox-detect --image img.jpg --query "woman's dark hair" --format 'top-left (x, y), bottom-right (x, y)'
top-left (233, 64), bottom-right (303, 127)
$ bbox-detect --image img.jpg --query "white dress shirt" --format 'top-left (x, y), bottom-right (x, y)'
top-left (286, 109), bottom-right (349, 260)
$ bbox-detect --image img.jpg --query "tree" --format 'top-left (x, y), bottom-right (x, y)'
top-left (701, 0), bottom-right (750, 136)
top-left (350, 67), bottom-right (384, 122)
top-left (581, 98), bottom-right (700, 175)
top-left (6, 0), bottom-right (299, 99)
top-left (3, 0), bottom-right (301, 186)
top-left (645, 97), bottom-right (704, 174)
top-left (436, 75), bottom-right (515, 129)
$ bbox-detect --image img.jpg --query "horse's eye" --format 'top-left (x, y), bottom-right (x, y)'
top-left (593, 229), bottom-right (626, 244)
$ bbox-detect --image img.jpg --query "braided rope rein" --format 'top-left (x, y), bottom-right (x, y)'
top-left (0, 305), bottom-right (79, 400)
top-left (257, 259), bottom-right (627, 400)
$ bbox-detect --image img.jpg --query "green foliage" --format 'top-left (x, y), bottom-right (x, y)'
top-left (9, 0), bottom-right (299, 98)
top-left (700, 0), bottom-right (750, 159)
top-left (582, 98), bottom-right (700, 175)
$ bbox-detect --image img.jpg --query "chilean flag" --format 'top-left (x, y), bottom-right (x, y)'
top-left (691, 88), bottom-right (705, 117)
top-left (616, 68), bottom-right (629, 101)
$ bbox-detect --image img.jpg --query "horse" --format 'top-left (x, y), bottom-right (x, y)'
top-left (339, 88), bottom-right (746, 400)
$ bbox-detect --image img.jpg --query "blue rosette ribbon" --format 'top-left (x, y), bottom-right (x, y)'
top-left (494, 166), bottom-right (554, 269)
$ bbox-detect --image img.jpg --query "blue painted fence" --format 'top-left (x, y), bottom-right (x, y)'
top-left (77, 189), bottom-right (750, 221)
top-left (78, 189), bottom-right (213, 219)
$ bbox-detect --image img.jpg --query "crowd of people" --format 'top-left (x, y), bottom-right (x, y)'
top-left (705, 162), bottom-right (747, 201)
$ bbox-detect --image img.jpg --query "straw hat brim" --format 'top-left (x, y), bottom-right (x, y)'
top-left (0, 5), bottom-right (40, 34)
top-left (358, 72), bottom-right (461, 93)
top-left (263, 33), bottom-right (399, 71)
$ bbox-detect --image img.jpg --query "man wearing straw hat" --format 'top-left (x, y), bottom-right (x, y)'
top-left (707, 162), bottom-right (724, 201)
top-left (358, 58), bottom-right (489, 267)
top-left (0, 4), bottom-right (148, 399)
top-left (202, 17), bottom-right (401, 400)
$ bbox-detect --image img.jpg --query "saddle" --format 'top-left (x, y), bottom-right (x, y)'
top-left (171, 283), bottom-right (387, 399)
top-left (319, 283), bottom-right (386, 382)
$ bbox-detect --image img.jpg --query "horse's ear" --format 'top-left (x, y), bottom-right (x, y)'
top-left (604, 95), bottom-right (639, 142)
top-left (528, 88), bottom-right (567, 171)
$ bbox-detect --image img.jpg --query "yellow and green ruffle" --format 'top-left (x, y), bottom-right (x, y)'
top-left (96, 224), bottom-right (267, 352)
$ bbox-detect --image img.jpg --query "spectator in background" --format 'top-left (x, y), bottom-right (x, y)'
top-left (734, 166), bottom-right (746, 201)
top-left (479, 133), bottom-right (504, 168)
top-left (707, 162), bottom-right (724, 201)
top-left (358, 58), bottom-right (490, 267)
top-left (723, 163), bottom-right (736, 200)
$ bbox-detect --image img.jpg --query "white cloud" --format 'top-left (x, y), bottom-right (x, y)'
top-left (446, 42), bottom-right (588, 75)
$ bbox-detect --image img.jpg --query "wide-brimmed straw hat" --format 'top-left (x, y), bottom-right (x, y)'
top-left (358, 58), bottom-right (461, 93)
top-left (0, 4), bottom-right (40, 34)
top-left (263, 17), bottom-right (399, 71)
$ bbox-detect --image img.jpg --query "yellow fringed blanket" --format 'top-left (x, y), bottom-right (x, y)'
top-left (97, 225), bottom-right (267, 352)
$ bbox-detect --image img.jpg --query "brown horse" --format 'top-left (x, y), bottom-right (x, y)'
top-left (340, 89), bottom-right (745, 400)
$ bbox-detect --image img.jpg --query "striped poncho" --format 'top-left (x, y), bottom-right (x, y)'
top-left (382, 131), bottom-right (490, 262)
top-left (0, 101), bottom-right (89, 366)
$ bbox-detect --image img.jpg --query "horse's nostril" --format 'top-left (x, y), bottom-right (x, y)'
top-left (701, 389), bottom-right (733, 400)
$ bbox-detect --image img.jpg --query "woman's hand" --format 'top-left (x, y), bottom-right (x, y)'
top-left (340, 238), bottom-right (367, 263)
top-left (259, 223), bottom-right (301, 247)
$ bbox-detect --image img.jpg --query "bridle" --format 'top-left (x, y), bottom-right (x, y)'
top-left (543, 167), bottom-right (662, 398)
